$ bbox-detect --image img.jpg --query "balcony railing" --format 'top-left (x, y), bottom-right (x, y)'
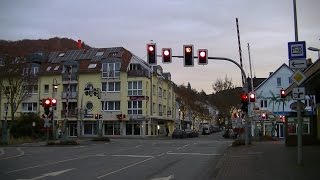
top-left (62, 74), bottom-right (78, 81)
top-left (127, 70), bottom-right (149, 78)
top-left (62, 92), bottom-right (77, 99)
top-left (61, 109), bottom-right (78, 118)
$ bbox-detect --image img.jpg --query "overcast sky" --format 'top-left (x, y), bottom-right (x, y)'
top-left (1, 0), bottom-right (319, 94)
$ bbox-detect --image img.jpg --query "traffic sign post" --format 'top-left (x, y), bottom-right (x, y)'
top-left (292, 87), bottom-right (305, 100)
top-left (288, 41), bottom-right (306, 60)
top-left (289, 59), bottom-right (307, 69)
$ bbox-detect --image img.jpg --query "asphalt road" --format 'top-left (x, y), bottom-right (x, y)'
top-left (0, 132), bottom-right (232, 180)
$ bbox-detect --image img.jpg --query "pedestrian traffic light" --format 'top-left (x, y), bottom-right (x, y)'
top-left (198, 49), bottom-right (208, 65)
top-left (240, 93), bottom-right (248, 113)
top-left (249, 92), bottom-right (256, 102)
top-left (162, 48), bottom-right (172, 63)
top-left (147, 43), bottom-right (157, 65)
top-left (51, 98), bottom-right (57, 106)
top-left (280, 89), bottom-right (286, 99)
top-left (183, 44), bottom-right (194, 67)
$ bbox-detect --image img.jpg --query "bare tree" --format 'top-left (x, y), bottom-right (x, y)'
top-left (212, 75), bottom-right (235, 93)
top-left (0, 55), bottom-right (38, 122)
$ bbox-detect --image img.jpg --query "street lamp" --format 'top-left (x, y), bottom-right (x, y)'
top-left (52, 78), bottom-right (59, 139)
top-left (307, 47), bottom-right (320, 59)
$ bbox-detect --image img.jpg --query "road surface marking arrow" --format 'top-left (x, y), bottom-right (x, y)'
top-left (17, 168), bottom-right (75, 180)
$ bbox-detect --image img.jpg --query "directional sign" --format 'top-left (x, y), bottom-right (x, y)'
top-left (292, 87), bottom-right (305, 100)
top-left (291, 70), bottom-right (306, 86)
top-left (288, 41), bottom-right (306, 60)
top-left (289, 59), bottom-right (307, 69)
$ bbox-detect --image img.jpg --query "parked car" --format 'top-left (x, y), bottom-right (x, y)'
top-left (172, 129), bottom-right (187, 138)
top-left (202, 126), bottom-right (210, 135)
top-left (185, 129), bottom-right (193, 138)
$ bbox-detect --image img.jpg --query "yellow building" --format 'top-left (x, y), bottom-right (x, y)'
top-left (1, 47), bottom-right (176, 137)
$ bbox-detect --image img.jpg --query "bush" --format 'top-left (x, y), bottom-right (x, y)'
top-left (10, 113), bottom-right (46, 139)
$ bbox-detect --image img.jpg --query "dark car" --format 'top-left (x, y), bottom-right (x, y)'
top-left (172, 129), bottom-right (187, 138)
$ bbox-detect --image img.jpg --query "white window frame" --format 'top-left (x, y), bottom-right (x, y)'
top-left (102, 82), bottom-right (121, 92)
top-left (102, 63), bottom-right (121, 78)
top-left (128, 81), bottom-right (142, 96)
top-left (276, 77), bottom-right (281, 86)
top-left (102, 101), bottom-right (120, 111)
top-left (128, 101), bottom-right (142, 115)
top-left (22, 102), bottom-right (37, 112)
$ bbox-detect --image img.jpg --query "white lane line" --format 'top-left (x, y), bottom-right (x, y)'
top-left (156, 153), bottom-right (165, 157)
top-left (5, 154), bottom-right (95, 174)
top-left (97, 157), bottom-right (154, 178)
top-left (135, 145), bottom-right (143, 148)
top-left (112, 155), bottom-right (154, 158)
top-left (17, 168), bottom-right (75, 180)
top-left (0, 148), bottom-right (24, 160)
top-left (151, 174), bottom-right (174, 180)
top-left (176, 144), bottom-right (189, 149)
top-left (72, 146), bottom-right (85, 149)
top-left (0, 148), bottom-right (4, 156)
top-left (193, 143), bottom-right (198, 145)
top-left (167, 152), bottom-right (221, 156)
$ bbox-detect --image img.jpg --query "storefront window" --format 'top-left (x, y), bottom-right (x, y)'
top-left (287, 117), bottom-right (310, 135)
top-left (84, 121), bottom-right (97, 135)
top-left (104, 121), bottom-right (120, 135)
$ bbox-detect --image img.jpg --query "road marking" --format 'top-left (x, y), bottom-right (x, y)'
top-left (97, 157), bottom-right (154, 178)
top-left (156, 153), bottom-right (165, 157)
top-left (105, 143), bottom-right (109, 144)
top-left (17, 168), bottom-right (75, 180)
top-left (231, 152), bottom-right (264, 158)
top-left (0, 148), bottom-right (24, 160)
top-left (151, 174), bottom-right (174, 180)
top-left (0, 148), bottom-right (4, 156)
top-left (112, 155), bottom-right (154, 158)
top-left (135, 145), bottom-right (143, 148)
top-left (193, 143), bottom-right (198, 145)
top-left (176, 144), bottom-right (189, 149)
top-left (72, 146), bottom-right (85, 149)
top-left (95, 153), bottom-right (107, 157)
top-left (5, 154), bottom-right (95, 173)
top-left (167, 152), bottom-right (221, 156)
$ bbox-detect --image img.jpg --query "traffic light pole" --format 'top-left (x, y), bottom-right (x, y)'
top-left (165, 55), bottom-right (250, 145)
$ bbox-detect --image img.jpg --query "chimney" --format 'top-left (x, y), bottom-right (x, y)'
top-left (77, 39), bottom-right (82, 49)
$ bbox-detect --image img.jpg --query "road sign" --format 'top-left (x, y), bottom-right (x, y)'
top-left (292, 87), bottom-right (305, 100)
top-left (288, 41), bottom-right (306, 60)
top-left (289, 59), bottom-right (307, 69)
top-left (291, 70), bottom-right (306, 86)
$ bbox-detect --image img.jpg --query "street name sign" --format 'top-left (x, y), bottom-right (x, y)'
top-left (288, 41), bottom-right (306, 60)
top-left (291, 70), bottom-right (306, 86)
top-left (292, 87), bottom-right (305, 100)
top-left (289, 59), bottom-right (307, 69)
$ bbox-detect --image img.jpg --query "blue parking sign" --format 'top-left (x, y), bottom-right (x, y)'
top-left (288, 41), bottom-right (306, 60)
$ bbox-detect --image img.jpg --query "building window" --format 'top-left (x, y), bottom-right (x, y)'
top-left (102, 101), bottom-right (120, 111)
top-left (153, 103), bottom-right (156, 113)
top-left (102, 82), bottom-right (120, 92)
top-left (153, 84), bottom-right (156, 95)
top-left (288, 77), bottom-right (292, 84)
top-left (104, 121), bottom-right (120, 135)
top-left (44, 84), bottom-right (49, 94)
top-left (84, 121), bottom-right (97, 135)
top-left (128, 101), bottom-right (142, 115)
top-left (288, 118), bottom-right (310, 135)
top-left (158, 104), bottom-right (162, 116)
top-left (163, 105), bottom-right (167, 115)
top-left (277, 77), bottom-right (281, 86)
top-left (158, 87), bottom-right (162, 97)
top-left (102, 63), bottom-right (121, 78)
top-left (128, 81), bottom-right (142, 96)
top-left (22, 103), bottom-right (37, 112)
top-left (163, 90), bottom-right (167, 99)
top-left (260, 100), bottom-right (268, 108)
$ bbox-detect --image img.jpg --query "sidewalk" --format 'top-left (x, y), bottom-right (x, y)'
top-left (214, 141), bottom-right (320, 180)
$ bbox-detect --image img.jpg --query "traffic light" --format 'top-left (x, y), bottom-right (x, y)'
top-left (198, 49), bottom-right (208, 65)
top-left (162, 48), bottom-right (172, 63)
top-left (95, 114), bottom-right (99, 119)
top-left (43, 98), bottom-right (51, 115)
top-left (240, 93), bottom-right (248, 113)
top-left (183, 44), bottom-right (194, 67)
top-left (99, 114), bottom-right (102, 119)
top-left (280, 89), bottom-right (286, 99)
top-left (147, 43), bottom-right (157, 65)
top-left (261, 113), bottom-right (268, 120)
top-left (249, 93), bottom-right (256, 102)
top-left (51, 98), bottom-right (57, 106)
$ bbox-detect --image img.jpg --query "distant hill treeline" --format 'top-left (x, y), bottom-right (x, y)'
top-left (0, 37), bottom-right (91, 57)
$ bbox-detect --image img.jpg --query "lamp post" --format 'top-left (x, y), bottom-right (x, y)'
top-left (307, 47), bottom-right (320, 59)
top-left (52, 78), bottom-right (59, 139)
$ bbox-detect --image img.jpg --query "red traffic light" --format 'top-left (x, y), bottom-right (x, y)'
top-left (51, 98), bottom-right (57, 106)
top-left (183, 45), bottom-right (194, 67)
top-left (198, 49), bottom-right (208, 65)
top-left (162, 48), bottom-right (172, 63)
top-left (249, 93), bottom-right (256, 102)
top-left (280, 89), bottom-right (286, 98)
top-left (147, 43), bottom-right (157, 65)
top-left (241, 93), bottom-right (248, 102)
top-left (44, 99), bottom-right (51, 105)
